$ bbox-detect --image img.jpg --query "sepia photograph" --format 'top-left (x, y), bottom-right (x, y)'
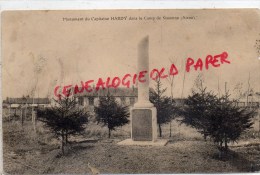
top-left (1, 9), bottom-right (260, 174)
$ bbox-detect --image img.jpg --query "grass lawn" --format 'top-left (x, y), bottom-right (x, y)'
top-left (3, 119), bottom-right (260, 174)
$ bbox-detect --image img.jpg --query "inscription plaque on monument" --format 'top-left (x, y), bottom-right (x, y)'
top-left (132, 109), bottom-right (152, 141)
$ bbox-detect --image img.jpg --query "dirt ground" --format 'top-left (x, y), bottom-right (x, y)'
top-left (3, 120), bottom-right (260, 174)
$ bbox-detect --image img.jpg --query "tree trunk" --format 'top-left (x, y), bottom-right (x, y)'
top-left (203, 129), bottom-right (207, 141)
top-left (170, 83), bottom-right (173, 138)
top-left (108, 128), bottom-right (111, 138)
top-left (24, 106), bottom-right (27, 120)
top-left (224, 134), bottom-right (228, 151)
top-left (21, 109), bottom-right (24, 126)
top-left (158, 124), bottom-right (162, 137)
top-left (32, 108), bottom-right (37, 133)
top-left (33, 115), bottom-right (37, 132)
top-left (219, 140), bottom-right (223, 159)
top-left (203, 134), bottom-right (207, 141)
top-left (178, 125), bottom-right (180, 137)
top-left (65, 132), bottom-right (68, 144)
top-left (220, 140), bottom-right (223, 148)
top-left (32, 107), bottom-right (34, 123)
top-left (169, 121), bottom-right (172, 137)
top-left (8, 105), bottom-right (11, 121)
top-left (34, 114), bottom-right (37, 133)
top-left (61, 131), bottom-right (65, 155)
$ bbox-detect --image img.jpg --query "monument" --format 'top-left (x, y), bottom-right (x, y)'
top-left (118, 36), bottom-right (168, 146)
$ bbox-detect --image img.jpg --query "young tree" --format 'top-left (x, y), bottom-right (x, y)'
top-left (208, 94), bottom-right (255, 152)
top-left (183, 87), bottom-right (255, 155)
top-left (166, 58), bottom-right (177, 137)
top-left (182, 87), bottom-right (217, 140)
top-left (150, 79), bottom-right (175, 137)
top-left (19, 95), bottom-right (30, 127)
top-left (28, 53), bottom-right (47, 132)
top-left (94, 92), bottom-right (129, 138)
top-left (37, 95), bottom-right (89, 154)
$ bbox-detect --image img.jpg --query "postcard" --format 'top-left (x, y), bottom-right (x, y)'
top-left (1, 9), bottom-right (260, 174)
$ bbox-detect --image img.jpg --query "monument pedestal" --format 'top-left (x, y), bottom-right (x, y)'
top-left (131, 107), bottom-right (157, 142)
top-left (117, 107), bottom-right (168, 146)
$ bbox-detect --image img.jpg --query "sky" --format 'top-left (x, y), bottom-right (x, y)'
top-left (2, 9), bottom-right (260, 99)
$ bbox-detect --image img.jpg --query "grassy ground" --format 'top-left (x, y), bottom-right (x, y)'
top-left (3, 119), bottom-right (260, 174)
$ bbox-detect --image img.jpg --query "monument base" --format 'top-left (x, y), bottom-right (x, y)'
top-left (117, 139), bottom-right (168, 146)
top-left (117, 106), bottom-right (169, 146)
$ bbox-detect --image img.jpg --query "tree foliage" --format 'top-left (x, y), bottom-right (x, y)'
top-left (150, 79), bottom-right (175, 137)
top-left (37, 95), bottom-right (89, 154)
top-left (94, 92), bottom-right (129, 138)
top-left (182, 88), bottom-right (216, 139)
top-left (208, 94), bottom-right (255, 151)
top-left (182, 87), bottom-right (255, 152)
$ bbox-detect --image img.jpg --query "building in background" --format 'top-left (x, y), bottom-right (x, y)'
top-left (3, 97), bottom-right (51, 108)
top-left (73, 87), bottom-right (138, 111)
top-left (2, 97), bottom-right (51, 120)
top-left (234, 92), bottom-right (260, 108)
top-left (2, 90), bottom-right (259, 118)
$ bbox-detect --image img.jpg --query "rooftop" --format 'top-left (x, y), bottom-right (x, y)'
top-left (73, 87), bottom-right (138, 97)
top-left (3, 98), bottom-right (50, 104)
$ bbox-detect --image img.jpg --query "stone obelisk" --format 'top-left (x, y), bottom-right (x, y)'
top-left (134, 36), bottom-right (154, 108)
